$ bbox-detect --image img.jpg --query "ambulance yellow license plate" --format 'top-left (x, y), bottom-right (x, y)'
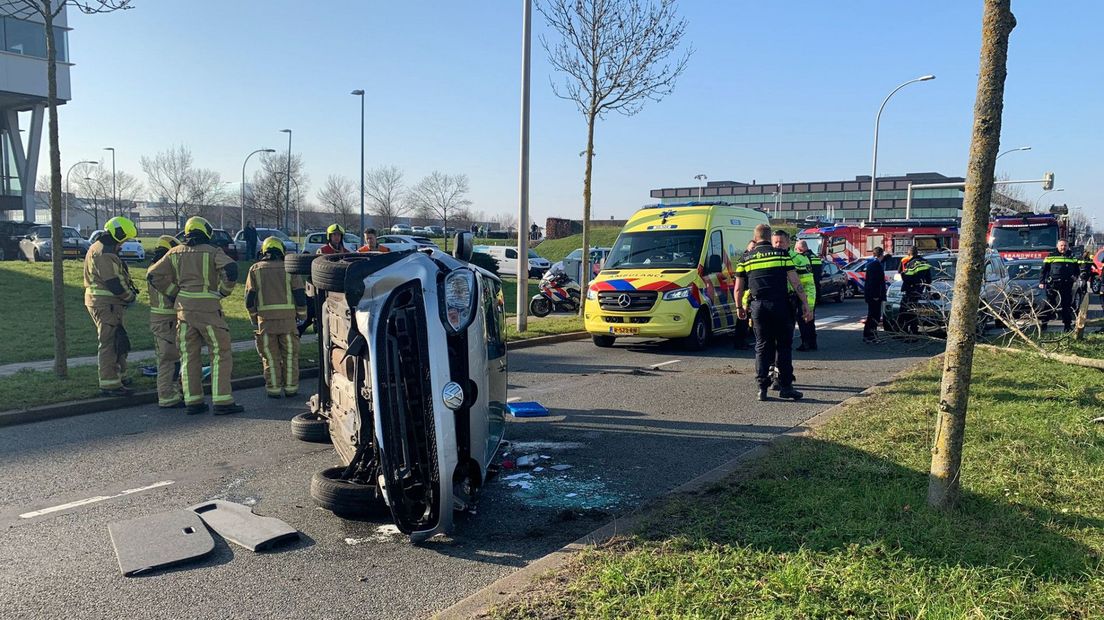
top-left (610, 326), bottom-right (638, 335)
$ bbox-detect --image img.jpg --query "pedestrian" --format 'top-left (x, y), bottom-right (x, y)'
top-left (147, 235), bottom-right (183, 408)
top-left (83, 216), bottom-right (139, 396)
top-left (1039, 239), bottom-right (1080, 332)
top-left (243, 220), bottom-right (258, 261)
top-left (246, 237), bottom-right (308, 398)
top-left (530, 222), bottom-right (539, 241)
top-left (734, 224), bottom-right (813, 402)
top-left (863, 247), bottom-right (887, 343)
top-left (793, 239), bottom-right (819, 351)
top-left (898, 250), bottom-right (932, 334)
top-left (147, 216), bottom-right (244, 415)
top-left (318, 223), bottom-right (345, 254)
top-left (732, 240), bottom-right (757, 350)
top-left (357, 227), bottom-right (390, 253)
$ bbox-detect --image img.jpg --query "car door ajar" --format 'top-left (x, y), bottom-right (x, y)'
top-left (480, 274), bottom-right (507, 465)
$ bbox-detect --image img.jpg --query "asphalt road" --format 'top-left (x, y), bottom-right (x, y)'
top-left (0, 299), bottom-right (941, 620)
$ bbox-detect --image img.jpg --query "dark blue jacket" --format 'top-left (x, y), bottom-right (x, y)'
top-left (864, 257), bottom-right (887, 302)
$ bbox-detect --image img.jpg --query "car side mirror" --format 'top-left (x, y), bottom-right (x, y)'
top-left (455, 232), bottom-right (474, 262)
top-left (706, 254), bottom-right (722, 274)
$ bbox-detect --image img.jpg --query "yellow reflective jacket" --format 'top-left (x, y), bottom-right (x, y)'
top-left (147, 242), bottom-right (236, 314)
top-left (83, 240), bottom-right (136, 307)
top-left (245, 259), bottom-right (307, 323)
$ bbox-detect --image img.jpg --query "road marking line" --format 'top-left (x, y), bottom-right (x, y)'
top-left (815, 315), bottom-right (848, 327)
top-left (648, 359), bottom-right (682, 370)
top-left (19, 480), bottom-right (175, 519)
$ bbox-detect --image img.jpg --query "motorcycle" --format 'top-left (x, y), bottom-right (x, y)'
top-left (529, 269), bottom-right (581, 317)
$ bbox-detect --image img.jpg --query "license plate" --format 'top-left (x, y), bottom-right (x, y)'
top-left (610, 326), bottom-right (639, 335)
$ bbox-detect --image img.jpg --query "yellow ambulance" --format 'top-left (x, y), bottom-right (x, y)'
top-left (584, 202), bottom-right (768, 348)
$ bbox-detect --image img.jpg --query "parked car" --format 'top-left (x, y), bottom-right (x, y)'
top-left (424, 225), bottom-right (444, 237)
top-left (817, 260), bottom-right (848, 302)
top-left (389, 224), bottom-right (413, 235)
top-left (233, 227), bottom-right (297, 258)
top-left (378, 234), bottom-right (438, 251)
top-left (18, 225), bottom-right (90, 261)
top-left (89, 230), bottom-right (145, 263)
top-left (290, 234), bottom-right (506, 541)
top-left (475, 245), bottom-right (550, 277)
top-left (0, 220), bottom-right (36, 261)
top-left (302, 231), bottom-right (363, 254)
top-left (842, 254), bottom-right (901, 296)
top-left (884, 250), bottom-right (1009, 333)
top-left (563, 247), bottom-right (611, 283)
top-left (1004, 258), bottom-right (1047, 317)
top-left (177, 228), bottom-right (239, 260)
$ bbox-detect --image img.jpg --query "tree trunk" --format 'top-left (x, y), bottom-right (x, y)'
top-left (578, 110), bottom-right (596, 316)
top-left (44, 3), bottom-right (68, 378)
top-left (928, 0), bottom-right (1015, 509)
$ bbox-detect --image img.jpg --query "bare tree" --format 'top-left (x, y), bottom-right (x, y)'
top-left (928, 0), bottom-right (1016, 510)
top-left (539, 0), bottom-right (691, 307)
top-left (991, 173), bottom-right (1029, 213)
top-left (249, 152), bottom-right (308, 230)
top-left (0, 0), bottom-right (132, 377)
top-left (317, 174), bottom-right (357, 230)
top-left (365, 165), bottom-right (407, 230)
top-left (140, 146), bottom-right (224, 229)
top-left (409, 171), bottom-right (472, 251)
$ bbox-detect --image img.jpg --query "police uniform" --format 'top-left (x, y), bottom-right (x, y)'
top-left (83, 220), bottom-right (138, 394)
top-left (245, 239), bottom-right (308, 398)
top-left (899, 257), bottom-right (932, 334)
top-left (792, 249), bottom-right (818, 351)
top-left (735, 241), bottom-right (801, 398)
top-left (148, 236), bottom-right (183, 408)
top-left (148, 217), bottom-right (242, 414)
top-left (1040, 249), bottom-right (1079, 331)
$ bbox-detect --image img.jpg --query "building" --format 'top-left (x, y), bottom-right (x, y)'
top-left (1, 5), bottom-right (71, 221)
top-left (650, 172), bottom-right (965, 222)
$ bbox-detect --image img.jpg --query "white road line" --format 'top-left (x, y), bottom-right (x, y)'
top-left (814, 315), bottom-right (848, 327)
top-left (19, 480), bottom-right (175, 519)
top-left (648, 359), bottom-right (682, 370)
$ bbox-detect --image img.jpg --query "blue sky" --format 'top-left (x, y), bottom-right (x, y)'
top-left (55, 1), bottom-right (1103, 226)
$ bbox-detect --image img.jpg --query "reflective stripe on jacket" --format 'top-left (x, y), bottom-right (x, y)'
top-left (83, 240), bottom-right (134, 307)
top-left (147, 243), bottom-right (235, 314)
top-left (245, 259), bottom-right (307, 322)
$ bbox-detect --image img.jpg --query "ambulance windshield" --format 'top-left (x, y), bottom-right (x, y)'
top-left (797, 234), bottom-right (822, 255)
top-left (605, 230), bottom-right (706, 270)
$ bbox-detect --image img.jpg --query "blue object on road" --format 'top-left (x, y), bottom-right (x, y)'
top-left (507, 401), bottom-right (549, 418)
top-left (141, 366), bottom-right (158, 377)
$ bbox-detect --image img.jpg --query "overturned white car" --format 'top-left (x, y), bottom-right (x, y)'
top-left (286, 235), bottom-right (507, 541)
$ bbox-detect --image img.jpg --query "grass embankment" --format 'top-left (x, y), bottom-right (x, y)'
top-left (497, 348), bottom-right (1104, 619)
top-left (532, 229), bottom-right (621, 264)
top-left (506, 315), bottom-right (582, 340)
top-left (0, 261), bottom-right (257, 365)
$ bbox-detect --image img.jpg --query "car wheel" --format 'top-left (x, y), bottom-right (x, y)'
top-left (310, 467), bottom-right (388, 518)
top-left (529, 296), bottom-right (552, 317)
top-left (592, 335), bottom-right (616, 348)
top-left (311, 254), bottom-right (352, 292)
top-left (290, 412), bottom-right (330, 443)
top-left (285, 253), bottom-right (318, 277)
top-left (684, 309), bottom-right (711, 351)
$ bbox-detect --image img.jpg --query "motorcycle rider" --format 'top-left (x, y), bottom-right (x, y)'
top-left (1039, 239), bottom-right (1079, 332)
top-left (530, 262), bottom-right (580, 316)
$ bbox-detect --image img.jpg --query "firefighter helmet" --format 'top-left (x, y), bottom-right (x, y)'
top-left (183, 216), bottom-right (213, 241)
top-left (261, 236), bottom-right (285, 257)
top-left (156, 235), bottom-right (179, 251)
top-left (326, 223), bottom-right (344, 236)
top-left (103, 216), bottom-right (137, 243)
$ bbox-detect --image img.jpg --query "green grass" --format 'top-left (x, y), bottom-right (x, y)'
top-left (506, 315), bottom-right (582, 340)
top-left (0, 346), bottom-right (318, 412)
top-left (495, 348), bottom-right (1104, 619)
top-left (500, 277), bottom-right (540, 311)
top-left (0, 260), bottom-right (258, 365)
top-left (532, 229), bottom-right (622, 263)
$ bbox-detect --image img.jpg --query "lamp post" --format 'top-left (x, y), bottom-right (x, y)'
top-left (516, 0), bottom-right (532, 330)
top-left (1034, 188), bottom-right (1063, 211)
top-left (275, 172), bottom-right (303, 239)
top-left (868, 74), bottom-right (935, 221)
top-left (65, 160), bottom-right (98, 227)
top-left (694, 174), bottom-right (707, 200)
top-left (279, 129), bottom-right (292, 231)
top-left (103, 147), bottom-right (116, 217)
top-left (241, 148), bottom-right (275, 233)
top-left (351, 90), bottom-right (365, 234)
top-left (84, 176), bottom-right (108, 229)
top-left (996, 145), bottom-right (1031, 160)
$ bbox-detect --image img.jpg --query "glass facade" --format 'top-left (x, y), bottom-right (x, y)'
top-left (1, 17), bottom-right (68, 62)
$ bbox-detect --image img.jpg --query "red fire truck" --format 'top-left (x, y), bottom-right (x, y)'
top-left (987, 213), bottom-right (1067, 260)
top-left (797, 219), bottom-right (960, 267)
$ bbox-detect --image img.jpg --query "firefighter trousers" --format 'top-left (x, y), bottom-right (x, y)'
top-left (87, 304), bottom-right (128, 390)
top-left (255, 327), bottom-right (300, 396)
top-left (178, 311), bottom-right (235, 406)
top-left (150, 318), bottom-right (182, 406)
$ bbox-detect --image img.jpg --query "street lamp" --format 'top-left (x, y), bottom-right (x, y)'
top-left (241, 148), bottom-right (275, 233)
top-left (65, 160), bottom-right (98, 227)
top-left (868, 74), bottom-right (935, 221)
top-left (997, 145), bottom-right (1031, 160)
top-left (694, 174), bottom-right (708, 200)
top-left (276, 171), bottom-right (303, 239)
top-left (1034, 188), bottom-right (1064, 211)
top-left (84, 176), bottom-right (108, 229)
top-left (103, 147), bottom-right (116, 217)
top-left (351, 89), bottom-right (365, 234)
top-left (279, 129), bottom-right (292, 231)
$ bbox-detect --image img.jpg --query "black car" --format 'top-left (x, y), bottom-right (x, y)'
top-left (175, 228), bottom-right (239, 260)
top-left (0, 220), bottom-right (36, 261)
top-left (818, 261), bottom-right (848, 302)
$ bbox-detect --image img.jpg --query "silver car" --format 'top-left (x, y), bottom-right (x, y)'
top-left (301, 231), bottom-right (362, 254)
top-left (233, 227), bottom-right (298, 258)
top-left (884, 250), bottom-right (1010, 332)
top-left (19, 225), bottom-right (90, 261)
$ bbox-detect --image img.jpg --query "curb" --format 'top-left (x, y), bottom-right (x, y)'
top-left (434, 355), bottom-right (941, 620)
top-left (507, 331), bottom-right (588, 350)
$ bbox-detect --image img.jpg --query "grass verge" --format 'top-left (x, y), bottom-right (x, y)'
top-left (532, 229), bottom-right (621, 263)
top-left (495, 348), bottom-right (1104, 619)
top-left (506, 315), bottom-right (583, 341)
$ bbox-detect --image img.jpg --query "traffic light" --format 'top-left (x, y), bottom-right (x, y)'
top-left (1043, 172), bottom-right (1054, 190)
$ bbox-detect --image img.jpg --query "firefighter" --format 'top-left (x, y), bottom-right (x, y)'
top-left (148, 235), bottom-right (183, 408)
top-left (1039, 239), bottom-right (1080, 332)
top-left (734, 224), bottom-right (812, 402)
top-left (898, 251), bottom-right (932, 334)
top-left (147, 216), bottom-right (244, 415)
top-left (84, 216), bottom-right (139, 396)
top-left (318, 223), bottom-right (346, 254)
top-left (246, 236), bottom-right (308, 398)
top-left (793, 239), bottom-right (818, 351)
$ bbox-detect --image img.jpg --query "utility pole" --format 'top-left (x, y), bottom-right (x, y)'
top-left (516, 0), bottom-right (532, 331)
top-left (280, 129), bottom-right (292, 230)
top-left (352, 89), bottom-right (366, 235)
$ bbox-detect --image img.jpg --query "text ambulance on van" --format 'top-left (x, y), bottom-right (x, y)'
top-left (583, 202), bottom-right (769, 349)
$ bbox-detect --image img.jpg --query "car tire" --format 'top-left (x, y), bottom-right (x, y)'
top-left (529, 296), bottom-right (552, 317)
top-left (310, 467), bottom-right (389, 518)
top-left (684, 310), bottom-right (711, 351)
top-left (291, 412), bottom-right (330, 443)
top-left (285, 253), bottom-right (317, 277)
top-left (311, 254), bottom-right (352, 292)
top-left (592, 335), bottom-right (616, 348)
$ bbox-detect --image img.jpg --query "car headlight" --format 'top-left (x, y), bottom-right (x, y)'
top-left (662, 286), bottom-right (692, 301)
top-left (441, 269), bottom-right (477, 333)
top-left (586, 287), bottom-right (597, 300)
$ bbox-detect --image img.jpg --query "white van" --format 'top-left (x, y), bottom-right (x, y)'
top-left (475, 245), bottom-right (550, 278)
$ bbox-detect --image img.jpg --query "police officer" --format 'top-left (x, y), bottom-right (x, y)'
top-left (148, 235), bottom-right (183, 408)
top-left (148, 216), bottom-right (244, 415)
top-left (84, 216), bottom-right (139, 396)
top-left (318, 223), bottom-right (346, 254)
top-left (793, 239), bottom-right (819, 351)
top-left (246, 237), bottom-right (308, 398)
top-left (898, 250), bottom-right (932, 334)
top-left (863, 247), bottom-right (887, 343)
top-left (734, 224), bottom-right (812, 402)
top-left (1039, 239), bottom-right (1079, 332)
